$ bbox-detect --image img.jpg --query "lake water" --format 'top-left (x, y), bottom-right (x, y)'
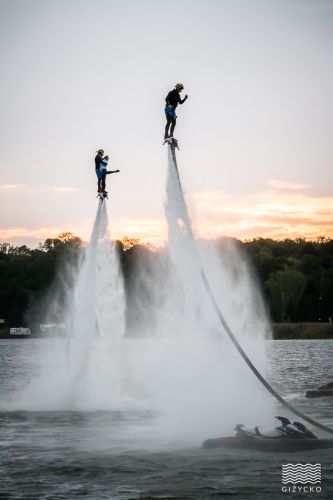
top-left (0, 339), bottom-right (333, 499)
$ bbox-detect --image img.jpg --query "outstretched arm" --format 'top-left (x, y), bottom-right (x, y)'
top-left (106, 170), bottom-right (120, 175)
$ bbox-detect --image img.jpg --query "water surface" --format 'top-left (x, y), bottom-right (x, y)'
top-left (1, 339), bottom-right (332, 499)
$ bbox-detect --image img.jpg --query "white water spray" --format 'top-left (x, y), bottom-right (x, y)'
top-left (93, 149), bottom-right (275, 441)
top-left (8, 151), bottom-right (274, 445)
top-left (13, 201), bottom-right (126, 411)
top-left (144, 147), bottom-right (276, 437)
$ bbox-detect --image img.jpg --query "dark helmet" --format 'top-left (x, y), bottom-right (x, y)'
top-left (175, 83), bottom-right (184, 91)
top-left (97, 149), bottom-right (104, 155)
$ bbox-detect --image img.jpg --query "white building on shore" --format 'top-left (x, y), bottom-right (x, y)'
top-left (10, 327), bottom-right (31, 336)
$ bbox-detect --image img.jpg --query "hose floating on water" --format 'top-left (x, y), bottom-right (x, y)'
top-left (168, 143), bottom-right (333, 436)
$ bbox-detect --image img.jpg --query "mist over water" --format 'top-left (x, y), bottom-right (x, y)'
top-left (2, 152), bottom-right (275, 445)
top-left (9, 200), bottom-right (126, 412)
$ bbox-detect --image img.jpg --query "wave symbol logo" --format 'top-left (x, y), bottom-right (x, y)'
top-left (282, 463), bottom-right (321, 484)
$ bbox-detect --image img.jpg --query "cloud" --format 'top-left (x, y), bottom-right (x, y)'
top-left (0, 184), bottom-right (25, 190)
top-left (0, 184), bottom-right (77, 193)
top-left (1, 182), bottom-right (333, 246)
top-left (268, 179), bottom-right (310, 191)
top-left (0, 225), bottom-right (90, 247)
top-left (190, 187), bottom-right (333, 240)
top-left (0, 218), bottom-right (167, 248)
top-left (110, 218), bottom-right (167, 245)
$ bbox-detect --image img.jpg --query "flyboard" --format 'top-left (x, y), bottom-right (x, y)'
top-left (164, 137), bottom-right (333, 449)
top-left (163, 137), bottom-right (179, 149)
top-left (97, 191), bottom-right (108, 202)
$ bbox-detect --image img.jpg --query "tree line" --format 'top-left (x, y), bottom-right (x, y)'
top-left (0, 233), bottom-right (332, 329)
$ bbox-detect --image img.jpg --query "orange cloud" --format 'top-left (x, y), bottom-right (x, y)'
top-left (0, 184), bottom-right (76, 193)
top-left (1, 181), bottom-right (332, 247)
top-left (0, 226), bottom-right (91, 247)
top-left (0, 184), bottom-right (25, 190)
top-left (109, 218), bottom-right (167, 245)
top-left (190, 185), bottom-right (333, 240)
top-left (0, 219), bottom-right (167, 248)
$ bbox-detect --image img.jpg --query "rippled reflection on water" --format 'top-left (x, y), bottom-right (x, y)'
top-left (1, 339), bottom-right (333, 499)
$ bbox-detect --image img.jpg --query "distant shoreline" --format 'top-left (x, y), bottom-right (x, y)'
top-left (1, 323), bottom-right (333, 340)
top-left (272, 322), bottom-right (333, 340)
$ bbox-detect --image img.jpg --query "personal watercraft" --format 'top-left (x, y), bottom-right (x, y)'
top-left (202, 416), bottom-right (333, 452)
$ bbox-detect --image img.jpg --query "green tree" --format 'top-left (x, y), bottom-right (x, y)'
top-left (0, 233), bottom-right (82, 328)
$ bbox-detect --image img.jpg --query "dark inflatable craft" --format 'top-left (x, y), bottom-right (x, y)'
top-left (202, 417), bottom-right (333, 452)
top-left (306, 381), bottom-right (333, 399)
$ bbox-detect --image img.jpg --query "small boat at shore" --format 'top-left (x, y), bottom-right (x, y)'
top-left (202, 417), bottom-right (333, 452)
top-left (306, 381), bottom-right (333, 398)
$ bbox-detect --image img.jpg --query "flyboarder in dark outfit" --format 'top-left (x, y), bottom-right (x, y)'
top-left (164, 83), bottom-right (188, 144)
top-left (95, 149), bottom-right (119, 198)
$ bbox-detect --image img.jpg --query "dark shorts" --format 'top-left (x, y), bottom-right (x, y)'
top-left (165, 106), bottom-right (177, 119)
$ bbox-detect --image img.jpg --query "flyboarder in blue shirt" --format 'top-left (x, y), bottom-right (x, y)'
top-left (95, 149), bottom-right (119, 197)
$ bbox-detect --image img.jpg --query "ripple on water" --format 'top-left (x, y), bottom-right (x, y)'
top-left (0, 339), bottom-right (333, 499)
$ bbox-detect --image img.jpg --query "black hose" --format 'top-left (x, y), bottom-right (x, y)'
top-left (168, 144), bottom-right (333, 436)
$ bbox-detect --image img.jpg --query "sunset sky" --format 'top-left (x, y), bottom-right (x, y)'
top-left (1, 0), bottom-right (332, 247)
